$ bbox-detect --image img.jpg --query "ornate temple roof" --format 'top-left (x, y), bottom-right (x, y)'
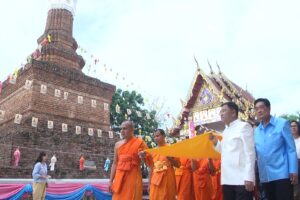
top-left (172, 59), bottom-right (255, 135)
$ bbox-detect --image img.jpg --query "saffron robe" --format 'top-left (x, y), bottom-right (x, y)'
top-left (149, 152), bottom-right (177, 200)
top-left (212, 159), bottom-right (223, 200)
top-left (175, 158), bottom-right (194, 200)
top-left (193, 159), bottom-right (213, 200)
top-left (112, 137), bottom-right (149, 200)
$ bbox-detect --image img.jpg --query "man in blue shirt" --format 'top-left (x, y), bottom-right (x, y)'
top-left (254, 98), bottom-right (298, 200)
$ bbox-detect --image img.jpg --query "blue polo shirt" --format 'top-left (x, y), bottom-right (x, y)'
top-left (254, 116), bottom-right (298, 183)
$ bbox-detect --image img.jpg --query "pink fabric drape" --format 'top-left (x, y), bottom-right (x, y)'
top-left (0, 184), bottom-right (25, 199)
top-left (91, 183), bottom-right (109, 192)
top-left (46, 183), bottom-right (85, 194)
top-left (0, 182), bottom-right (115, 198)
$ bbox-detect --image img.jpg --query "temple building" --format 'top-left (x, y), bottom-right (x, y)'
top-left (0, 0), bottom-right (116, 178)
top-left (172, 59), bottom-right (255, 136)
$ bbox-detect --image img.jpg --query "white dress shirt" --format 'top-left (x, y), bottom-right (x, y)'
top-left (294, 137), bottom-right (300, 159)
top-left (215, 119), bottom-right (256, 185)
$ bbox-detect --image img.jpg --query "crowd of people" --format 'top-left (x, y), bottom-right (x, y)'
top-left (106, 120), bottom-right (221, 200)
top-left (31, 97), bottom-right (299, 200)
top-left (108, 98), bottom-right (299, 200)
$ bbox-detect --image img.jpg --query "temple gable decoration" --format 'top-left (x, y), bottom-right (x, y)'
top-left (172, 59), bottom-right (255, 135)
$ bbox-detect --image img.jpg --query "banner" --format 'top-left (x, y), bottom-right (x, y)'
top-left (63, 91), bottom-right (69, 100)
top-left (145, 132), bottom-right (221, 159)
top-left (88, 128), bottom-right (94, 136)
top-left (76, 126), bottom-right (81, 135)
top-left (48, 120), bottom-right (54, 129)
top-left (14, 114), bottom-right (22, 124)
top-left (91, 100), bottom-right (97, 108)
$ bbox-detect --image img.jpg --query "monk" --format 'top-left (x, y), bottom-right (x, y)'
top-left (193, 158), bottom-right (215, 200)
top-left (175, 158), bottom-right (195, 200)
top-left (109, 121), bottom-right (151, 200)
top-left (147, 129), bottom-right (180, 200)
top-left (212, 159), bottom-right (223, 200)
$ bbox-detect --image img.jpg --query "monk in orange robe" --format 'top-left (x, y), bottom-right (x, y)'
top-left (147, 129), bottom-right (180, 200)
top-left (193, 158), bottom-right (215, 200)
top-left (175, 158), bottom-right (195, 200)
top-left (108, 121), bottom-right (151, 200)
top-left (212, 159), bottom-right (223, 200)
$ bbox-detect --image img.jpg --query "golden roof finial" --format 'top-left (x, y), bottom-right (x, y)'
top-left (216, 61), bottom-right (221, 74)
top-left (194, 56), bottom-right (200, 71)
top-left (207, 59), bottom-right (214, 74)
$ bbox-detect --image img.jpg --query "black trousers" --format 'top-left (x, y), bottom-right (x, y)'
top-left (263, 178), bottom-right (293, 200)
top-left (223, 185), bottom-right (253, 200)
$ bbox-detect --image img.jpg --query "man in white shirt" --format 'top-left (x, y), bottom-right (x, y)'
top-left (210, 102), bottom-right (255, 200)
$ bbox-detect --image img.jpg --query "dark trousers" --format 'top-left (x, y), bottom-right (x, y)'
top-left (223, 185), bottom-right (253, 200)
top-left (263, 178), bottom-right (293, 200)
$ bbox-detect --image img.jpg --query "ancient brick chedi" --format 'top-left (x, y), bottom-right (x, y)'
top-left (0, 1), bottom-right (116, 178)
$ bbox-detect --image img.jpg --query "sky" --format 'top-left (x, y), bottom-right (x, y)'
top-left (0, 0), bottom-right (299, 123)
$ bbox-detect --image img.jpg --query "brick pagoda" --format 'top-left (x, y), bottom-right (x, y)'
top-left (0, 0), bottom-right (116, 178)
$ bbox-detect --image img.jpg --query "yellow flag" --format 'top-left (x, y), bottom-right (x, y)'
top-left (145, 132), bottom-right (221, 159)
top-left (47, 34), bottom-right (52, 43)
top-left (13, 68), bottom-right (19, 78)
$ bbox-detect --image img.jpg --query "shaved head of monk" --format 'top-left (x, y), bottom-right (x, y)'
top-left (120, 121), bottom-right (135, 140)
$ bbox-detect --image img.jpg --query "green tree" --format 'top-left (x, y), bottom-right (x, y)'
top-left (280, 112), bottom-right (300, 122)
top-left (110, 89), bottom-right (159, 147)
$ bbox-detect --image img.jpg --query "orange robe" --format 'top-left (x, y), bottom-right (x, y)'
top-left (175, 158), bottom-right (194, 200)
top-left (149, 153), bottom-right (177, 200)
top-left (112, 137), bottom-right (149, 200)
top-left (212, 159), bottom-right (223, 200)
top-left (193, 159), bottom-right (213, 200)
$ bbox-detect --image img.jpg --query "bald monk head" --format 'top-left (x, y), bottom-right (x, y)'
top-left (120, 121), bottom-right (135, 140)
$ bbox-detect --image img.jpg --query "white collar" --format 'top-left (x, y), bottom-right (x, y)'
top-left (225, 118), bottom-right (240, 128)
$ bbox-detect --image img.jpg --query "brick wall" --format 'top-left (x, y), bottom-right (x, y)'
top-left (0, 60), bottom-right (117, 178)
top-left (0, 116), bottom-right (117, 178)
